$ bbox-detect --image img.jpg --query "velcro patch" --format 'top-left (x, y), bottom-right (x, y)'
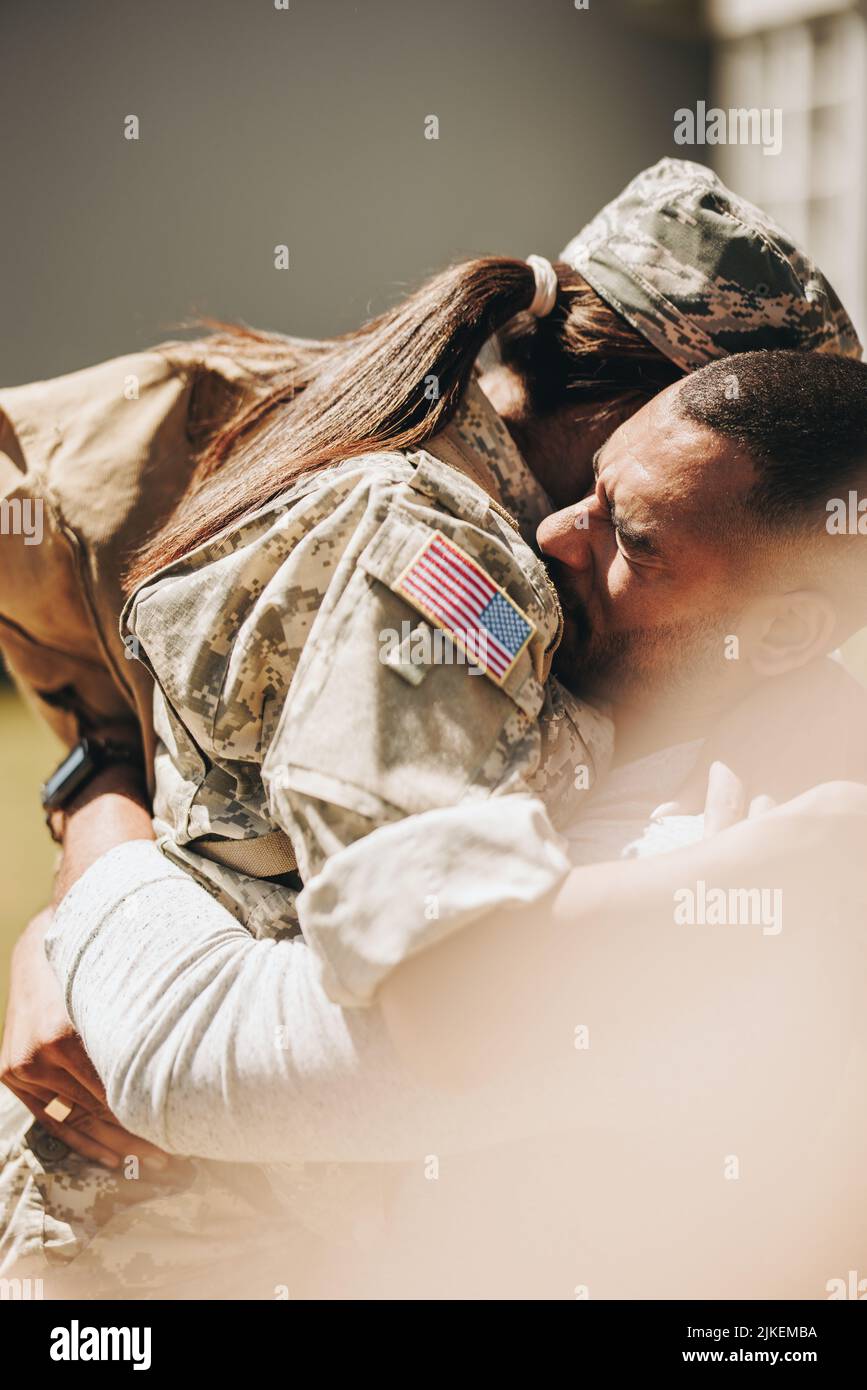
top-left (394, 530), bottom-right (536, 685)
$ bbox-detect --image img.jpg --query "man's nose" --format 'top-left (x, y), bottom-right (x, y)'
top-left (537, 501), bottom-right (595, 574)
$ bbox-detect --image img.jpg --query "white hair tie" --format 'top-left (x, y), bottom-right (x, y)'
top-left (525, 254), bottom-right (558, 318)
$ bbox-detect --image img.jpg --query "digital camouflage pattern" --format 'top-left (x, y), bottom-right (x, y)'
top-left (560, 157), bottom-right (863, 372)
top-left (0, 1088), bottom-right (393, 1298)
top-left (0, 378), bottom-right (612, 1296)
top-left (2, 155), bottom-right (861, 1296)
top-left (126, 377), bottom-right (613, 945)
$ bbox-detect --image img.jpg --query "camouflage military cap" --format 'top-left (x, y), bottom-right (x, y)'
top-left (559, 157), bottom-right (862, 371)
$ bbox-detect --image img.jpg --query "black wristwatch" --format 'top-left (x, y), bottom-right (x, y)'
top-left (40, 738), bottom-right (142, 815)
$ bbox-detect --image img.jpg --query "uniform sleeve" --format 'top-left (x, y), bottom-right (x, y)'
top-left (128, 457), bottom-right (599, 1005)
top-left (251, 466), bottom-right (574, 1004)
top-left (295, 797), bottom-right (572, 1006)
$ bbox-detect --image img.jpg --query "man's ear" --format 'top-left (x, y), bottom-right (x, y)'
top-left (746, 590), bottom-right (838, 677)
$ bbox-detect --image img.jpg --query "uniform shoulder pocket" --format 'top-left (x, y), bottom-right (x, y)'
top-left (357, 511), bottom-right (547, 713)
top-left (265, 510), bottom-right (546, 823)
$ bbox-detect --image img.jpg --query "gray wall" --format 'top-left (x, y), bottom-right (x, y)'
top-left (1, 0), bottom-right (709, 384)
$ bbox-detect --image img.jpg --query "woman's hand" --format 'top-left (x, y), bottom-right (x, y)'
top-left (0, 908), bottom-right (172, 1170)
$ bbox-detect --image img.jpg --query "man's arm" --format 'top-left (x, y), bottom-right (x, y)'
top-left (42, 782), bottom-right (866, 1163)
top-left (378, 783), bottom-right (867, 1118)
top-left (45, 839), bottom-right (541, 1163)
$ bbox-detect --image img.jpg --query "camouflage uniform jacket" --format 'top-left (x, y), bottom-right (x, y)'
top-left (0, 376), bottom-right (612, 1294)
top-left (124, 377), bottom-right (613, 999)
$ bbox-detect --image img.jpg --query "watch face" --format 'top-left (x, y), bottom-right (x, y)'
top-left (40, 740), bottom-right (97, 810)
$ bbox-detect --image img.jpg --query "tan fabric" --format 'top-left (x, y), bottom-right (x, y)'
top-left (121, 410), bottom-right (611, 943)
top-left (0, 349), bottom-right (572, 882)
top-left (0, 362), bottom-right (614, 1293)
top-left (0, 341), bottom-right (274, 782)
top-left (194, 828), bottom-right (297, 877)
top-left (0, 346), bottom-right (550, 787)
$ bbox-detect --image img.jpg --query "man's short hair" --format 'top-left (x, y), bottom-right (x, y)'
top-left (677, 348), bottom-right (867, 529)
top-left (676, 349), bottom-right (867, 619)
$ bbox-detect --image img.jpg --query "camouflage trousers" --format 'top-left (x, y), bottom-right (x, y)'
top-left (0, 1087), bottom-right (385, 1299)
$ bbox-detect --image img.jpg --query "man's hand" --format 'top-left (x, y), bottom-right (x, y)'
top-left (0, 908), bottom-right (171, 1171)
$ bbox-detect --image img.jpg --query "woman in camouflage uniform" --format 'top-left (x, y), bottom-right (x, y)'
top-left (0, 159), bottom-right (861, 1296)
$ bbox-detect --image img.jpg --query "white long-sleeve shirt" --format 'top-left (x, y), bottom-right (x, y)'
top-left (45, 745), bottom-right (701, 1164)
top-left (45, 833), bottom-right (569, 1163)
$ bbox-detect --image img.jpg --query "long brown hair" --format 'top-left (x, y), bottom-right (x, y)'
top-left (127, 259), bottom-right (680, 588)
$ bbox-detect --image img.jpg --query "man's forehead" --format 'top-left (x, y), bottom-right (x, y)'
top-left (598, 387), bottom-right (754, 513)
top-left (602, 385), bottom-right (688, 476)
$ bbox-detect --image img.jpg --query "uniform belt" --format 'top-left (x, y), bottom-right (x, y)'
top-left (191, 828), bottom-right (298, 877)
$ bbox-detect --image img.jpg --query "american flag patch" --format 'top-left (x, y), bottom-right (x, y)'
top-left (394, 531), bottom-right (536, 684)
